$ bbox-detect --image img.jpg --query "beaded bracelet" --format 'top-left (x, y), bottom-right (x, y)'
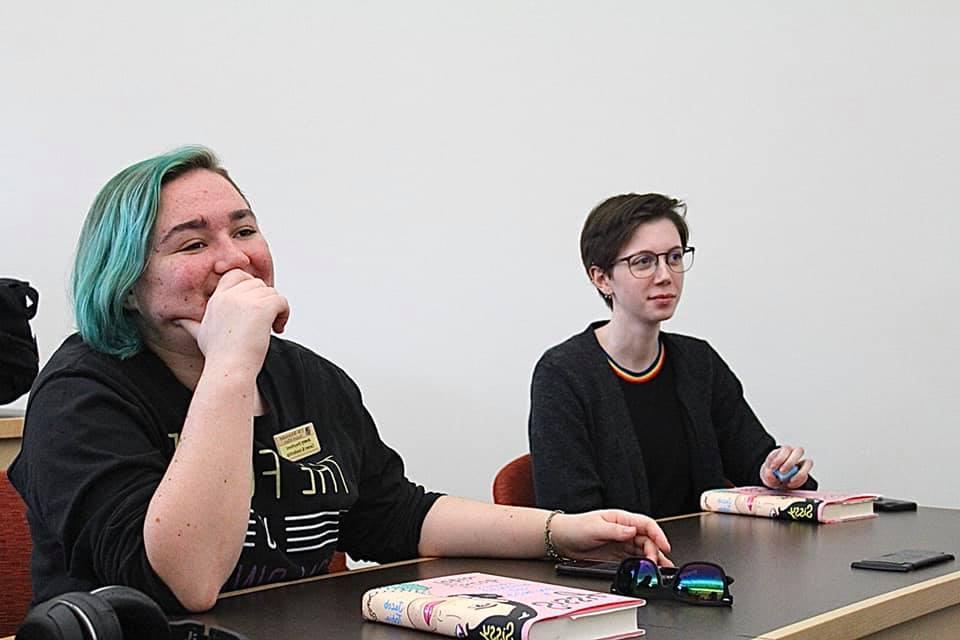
top-left (543, 509), bottom-right (567, 561)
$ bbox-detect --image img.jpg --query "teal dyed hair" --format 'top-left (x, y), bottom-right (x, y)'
top-left (72, 145), bottom-right (244, 358)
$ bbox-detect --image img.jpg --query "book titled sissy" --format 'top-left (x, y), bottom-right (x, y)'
top-left (361, 572), bottom-right (645, 640)
top-left (701, 486), bottom-right (879, 523)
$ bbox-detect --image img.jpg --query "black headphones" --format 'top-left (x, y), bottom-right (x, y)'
top-left (17, 586), bottom-right (249, 640)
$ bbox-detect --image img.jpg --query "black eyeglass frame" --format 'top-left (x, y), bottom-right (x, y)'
top-left (610, 246), bottom-right (696, 279)
top-left (611, 557), bottom-right (734, 607)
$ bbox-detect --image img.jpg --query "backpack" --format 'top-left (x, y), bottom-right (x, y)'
top-left (0, 278), bottom-right (40, 404)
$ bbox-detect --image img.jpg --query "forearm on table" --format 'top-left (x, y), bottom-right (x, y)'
top-left (418, 495), bottom-right (550, 559)
top-left (143, 363), bottom-right (256, 611)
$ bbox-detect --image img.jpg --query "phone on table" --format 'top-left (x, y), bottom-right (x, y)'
top-left (851, 549), bottom-right (954, 572)
top-left (873, 497), bottom-right (918, 512)
top-left (555, 559), bottom-right (621, 578)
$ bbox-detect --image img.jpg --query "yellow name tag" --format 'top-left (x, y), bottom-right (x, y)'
top-left (273, 422), bottom-right (322, 462)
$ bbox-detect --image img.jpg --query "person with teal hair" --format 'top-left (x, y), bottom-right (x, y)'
top-left (71, 145), bottom-right (245, 358)
top-left (10, 146), bottom-right (673, 614)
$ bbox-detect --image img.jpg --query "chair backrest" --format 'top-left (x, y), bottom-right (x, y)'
top-left (492, 453), bottom-right (536, 507)
top-left (328, 551), bottom-right (348, 573)
top-left (0, 469), bottom-right (33, 636)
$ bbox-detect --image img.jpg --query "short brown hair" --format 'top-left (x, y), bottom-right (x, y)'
top-left (580, 193), bottom-right (689, 308)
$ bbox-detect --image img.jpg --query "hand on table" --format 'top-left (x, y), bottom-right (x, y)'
top-left (550, 509), bottom-right (674, 567)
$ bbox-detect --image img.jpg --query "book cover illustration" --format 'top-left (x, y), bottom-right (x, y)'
top-left (362, 572), bottom-right (645, 640)
top-left (701, 486), bottom-right (879, 523)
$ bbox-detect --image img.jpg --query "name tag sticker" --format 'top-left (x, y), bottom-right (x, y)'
top-left (273, 422), bottom-right (321, 462)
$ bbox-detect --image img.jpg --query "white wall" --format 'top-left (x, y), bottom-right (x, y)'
top-left (2, 2), bottom-right (958, 506)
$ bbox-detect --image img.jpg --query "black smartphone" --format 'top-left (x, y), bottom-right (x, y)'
top-left (874, 497), bottom-right (918, 512)
top-left (555, 559), bottom-right (620, 578)
top-left (851, 549), bottom-right (954, 572)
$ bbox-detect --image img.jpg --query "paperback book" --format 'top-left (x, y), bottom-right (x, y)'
top-left (362, 571), bottom-right (646, 640)
top-left (701, 486), bottom-right (879, 523)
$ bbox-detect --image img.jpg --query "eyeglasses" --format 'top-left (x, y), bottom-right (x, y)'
top-left (611, 246), bottom-right (695, 279)
top-left (611, 557), bottom-right (734, 606)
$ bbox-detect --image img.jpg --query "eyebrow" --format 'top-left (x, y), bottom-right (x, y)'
top-left (621, 245), bottom-right (684, 258)
top-left (156, 209), bottom-right (256, 247)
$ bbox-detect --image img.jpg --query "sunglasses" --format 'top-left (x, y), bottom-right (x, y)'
top-left (611, 557), bottom-right (734, 606)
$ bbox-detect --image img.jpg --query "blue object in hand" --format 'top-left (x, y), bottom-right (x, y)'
top-left (774, 465), bottom-right (799, 483)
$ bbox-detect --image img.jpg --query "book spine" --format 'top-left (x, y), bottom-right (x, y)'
top-left (701, 491), bottom-right (822, 522)
top-left (362, 589), bottom-right (422, 633)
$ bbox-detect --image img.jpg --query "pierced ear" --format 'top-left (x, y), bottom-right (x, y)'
top-left (122, 290), bottom-right (140, 312)
top-left (588, 265), bottom-right (612, 297)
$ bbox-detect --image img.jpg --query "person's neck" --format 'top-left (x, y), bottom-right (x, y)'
top-left (595, 315), bottom-right (661, 372)
top-left (148, 341), bottom-right (206, 391)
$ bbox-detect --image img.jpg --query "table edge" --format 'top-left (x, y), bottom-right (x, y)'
top-left (754, 569), bottom-right (960, 639)
top-left (0, 416), bottom-right (24, 439)
top-left (217, 556), bottom-right (439, 599)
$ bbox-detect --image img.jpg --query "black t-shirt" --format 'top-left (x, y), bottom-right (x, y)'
top-left (608, 345), bottom-right (697, 518)
top-left (9, 334), bottom-right (441, 611)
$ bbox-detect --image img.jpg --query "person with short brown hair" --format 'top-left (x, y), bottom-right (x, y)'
top-left (529, 193), bottom-right (815, 518)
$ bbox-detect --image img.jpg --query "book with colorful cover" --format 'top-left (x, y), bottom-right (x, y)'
top-left (700, 486), bottom-right (879, 523)
top-left (361, 572), bottom-right (646, 640)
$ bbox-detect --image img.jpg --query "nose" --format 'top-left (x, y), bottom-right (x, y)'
top-left (652, 255), bottom-right (672, 284)
top-left (213, 239), bottom-right (251, 274)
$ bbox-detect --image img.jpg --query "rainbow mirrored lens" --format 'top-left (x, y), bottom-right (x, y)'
top-left (675, 563), bottom-right (726, 602)
top-left (616, 558), bottom-right (659, 595)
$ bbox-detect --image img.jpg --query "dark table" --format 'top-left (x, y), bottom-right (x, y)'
top-left (190, 508), bottom-right (960, 639)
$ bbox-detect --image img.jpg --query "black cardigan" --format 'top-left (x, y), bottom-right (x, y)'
top-left (528, 323), bottom-right (815, 514)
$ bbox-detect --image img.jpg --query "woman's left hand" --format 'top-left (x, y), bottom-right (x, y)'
top-left (760, 445), bottom-right (814, 490)
top-left (549, 510), bottom-right (674, 567)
